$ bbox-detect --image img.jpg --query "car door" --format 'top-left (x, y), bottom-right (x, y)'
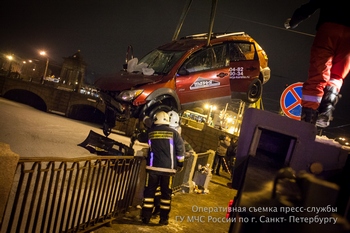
top-left (175, 44), bottom-right (231, 105)
top-left (228, 42), bottom-right (260, 93)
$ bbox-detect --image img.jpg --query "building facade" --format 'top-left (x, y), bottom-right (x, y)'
top-left (59, 50), bottom-right (86, 91)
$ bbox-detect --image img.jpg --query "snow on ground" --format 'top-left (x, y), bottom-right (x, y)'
top-left (0, 97), bottom-right (147, 158)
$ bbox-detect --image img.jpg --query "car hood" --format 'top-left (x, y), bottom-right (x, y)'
top-left (94, 71), bottom-right (163, 91)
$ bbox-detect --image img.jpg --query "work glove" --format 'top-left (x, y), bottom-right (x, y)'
top-left (136, 130), bottom-right (148, 143)
top-left (143, 116), bottom-right (153, 128)
top-left (284, 18), bottom-right (291, 29)
top-left (176, 155), bottom-right (184, 173)
top-left (284, 18), bottom-right (299, 29)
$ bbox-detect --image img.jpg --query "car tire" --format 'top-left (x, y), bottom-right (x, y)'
top-left (231, 79), bottom-right (262, 103)
top-left (245, 79), bottom-right (262, 103)
top-left (103, 122), bottom-right (112, 136)
top-left (103, 106), bottom-right (117, 136)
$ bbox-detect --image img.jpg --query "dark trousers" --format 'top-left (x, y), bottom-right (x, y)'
top-left (141, 170), bottom-right (173, 220)
top-left (212, 153), bottom-right (225, 174)
top-left (227, 156), bottom-right (236, 180)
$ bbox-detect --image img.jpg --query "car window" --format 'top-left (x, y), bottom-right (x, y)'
top-left (181, 44), bottom-right (227, 74)
top-left (229, 42), bottom-right (256, 61)
top-left (138, 49), bottom-right (185, 74)
top-left (212, 45), bottom-right (228, 68)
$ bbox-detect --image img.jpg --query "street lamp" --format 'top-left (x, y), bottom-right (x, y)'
top-left (40, 51), bottom-right (49, 84)
top-left (6, 55), bottom-right (13, 77)
top-left (22, 60), bottom-right (32, 64)
top-left (22, 60), bottom-right (34, 81)
top-left (204, 104), bottom-right (217, 125)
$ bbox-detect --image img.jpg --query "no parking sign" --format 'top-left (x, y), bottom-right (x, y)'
top-left (280, 82), bottom-right (303, 120)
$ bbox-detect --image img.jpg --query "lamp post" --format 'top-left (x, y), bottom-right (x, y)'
top-left (40, 51), bottom-right (49, 84)
top-left (6, 55), bottom-right (13, 77)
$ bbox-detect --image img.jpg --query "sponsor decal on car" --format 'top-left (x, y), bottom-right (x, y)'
top-left (190, 77), bottom-right (220, 90)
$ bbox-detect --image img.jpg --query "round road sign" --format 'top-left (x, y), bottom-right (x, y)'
top-left (280, 82), bottom-right (303, 120)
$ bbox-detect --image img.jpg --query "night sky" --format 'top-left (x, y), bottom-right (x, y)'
top-left (1, 0), bottom-right (349, 138)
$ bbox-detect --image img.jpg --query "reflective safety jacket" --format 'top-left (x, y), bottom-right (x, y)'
top-left (146, 124), bottom-right (185, 174)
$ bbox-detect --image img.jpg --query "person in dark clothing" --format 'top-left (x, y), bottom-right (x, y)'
top-left (152, 110), bottom-right (183, 217)
top-left (141, 111), bottom-right (185, 225)
top-left (285, 0), bottom-right (350, 127)
top-left (226, 137), bottom-right (238, 178)
top-left (212, 135), bottom-right (231, 176)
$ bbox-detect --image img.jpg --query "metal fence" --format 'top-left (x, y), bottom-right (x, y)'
top-left (1, 151), bottom-right (213, 233)
top-left (172, 151), bottom-right (213, 193)
top-left (1, 156), bottom-right (143, 233)
top-left (195, 152), bottom-right (211, 170)
top-left (172, 156), bottom-right (193, 193)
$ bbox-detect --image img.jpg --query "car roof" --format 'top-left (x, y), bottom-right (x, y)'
top-left (157, 32), bottom-right (255, 51)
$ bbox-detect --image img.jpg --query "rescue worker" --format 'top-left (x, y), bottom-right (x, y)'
top-left (141, 111), bottom-right (185, 225)
top-left (168, 110), bottom-right (194, 157)
top-left (152, 110), bottom-right (193, 217)
top-left (152, 110), bottom-right (182, 217)
top-left (168, 110), bottom-right (182, 135)
top-left (285, 0), bottom-right (350, 127)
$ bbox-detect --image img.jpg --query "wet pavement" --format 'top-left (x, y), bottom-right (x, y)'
top-left (92, 172), bottom-right (236, 233)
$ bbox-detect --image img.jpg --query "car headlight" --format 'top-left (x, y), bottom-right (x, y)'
top-left (118, 89), bottom-right (143, 101)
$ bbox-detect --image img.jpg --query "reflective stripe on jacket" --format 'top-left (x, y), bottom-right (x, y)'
top-left (146, 124), bottom-right (185, 173)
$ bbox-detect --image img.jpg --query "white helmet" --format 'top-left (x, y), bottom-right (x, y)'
top-left (154, 111), bottom-right (170, 125)
top-left (168, 110), bottom-right (180, 127)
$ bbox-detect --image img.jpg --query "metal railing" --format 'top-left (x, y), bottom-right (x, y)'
top-left (195, 152), bottom-right (211, 170)
top-left (1, 151), bottom-right (214, 233)
top-left (172, 156), bottom-right (193, 192)
top-left (1, 156), bottom-right (143, 233)
top-left (172, 151), bottom-right (213, 193)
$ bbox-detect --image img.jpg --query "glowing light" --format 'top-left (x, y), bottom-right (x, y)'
top-left (39, 51), bottom-right (49, 82)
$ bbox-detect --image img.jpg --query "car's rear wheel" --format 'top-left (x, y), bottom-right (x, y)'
top-left (246, 79), bottom-right (262, 103)
top-left (231, 79), bottom-right (262, 103)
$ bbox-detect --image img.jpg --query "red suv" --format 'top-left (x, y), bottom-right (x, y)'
top-left (95, 32), bottom-right (270, 135)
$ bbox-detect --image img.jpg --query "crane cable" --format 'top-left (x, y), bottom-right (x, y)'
top-left (224, 15), bottom-right (315, 38)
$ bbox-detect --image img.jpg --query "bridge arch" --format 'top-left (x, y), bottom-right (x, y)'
top-left (3, 89), bottom-right (47, 111)
top-left (1, 77), bottom-right (106, 125)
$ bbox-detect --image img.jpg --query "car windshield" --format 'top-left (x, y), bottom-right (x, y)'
top-left (138, 49), bottom-right (185, 74)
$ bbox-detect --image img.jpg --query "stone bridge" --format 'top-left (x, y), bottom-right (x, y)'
top-left (0, 75), bottom-right (238, 153)
top-left (0, 75), bottom-right (106, 123)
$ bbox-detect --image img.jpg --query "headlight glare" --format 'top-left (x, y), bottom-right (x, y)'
top-left (119, 89), bottom-right (143, 101)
